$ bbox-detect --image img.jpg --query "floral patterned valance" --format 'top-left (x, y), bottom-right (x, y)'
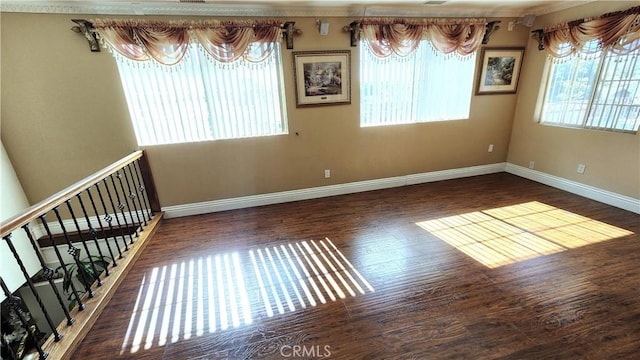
top-left (360, 18), bottom-right (487, 58)
top-left (91, 19), bottom-right (283, 65)
top-left (540, 6), bottom-right (640, 59)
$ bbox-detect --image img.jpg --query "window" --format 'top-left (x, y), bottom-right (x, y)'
top-left (360, 41), bottom-right (476, 127)
top-left (540, 39), bottom-right (640, 133)
top-left (116, 43), bottom-right (288, 146)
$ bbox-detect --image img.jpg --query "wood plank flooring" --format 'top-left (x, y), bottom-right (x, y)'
top-left (73, 173), bottom-right (640, 359)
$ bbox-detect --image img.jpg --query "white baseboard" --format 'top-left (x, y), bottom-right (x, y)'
top-left (162, 163), bottom-right (507, 218)
top-left (505, 163), bottom-right (640, 214)
top-left (40, 237), bottom-right (122, 266)
top-left (32, 210), bottom-right (147, 242)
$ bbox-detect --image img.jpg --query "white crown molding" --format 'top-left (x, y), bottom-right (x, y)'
top-left (505, 163), bottom-right (640, 214)
top-left (0, 2), bottom-right (361, 17)
top-left (162, 163), bottom-right (507, 218)
top-left (0, 0), bottom-right (589, 18)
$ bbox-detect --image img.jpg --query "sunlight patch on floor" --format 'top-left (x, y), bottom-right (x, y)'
top-left (416, 201), bottom-right (633, 269)
top-left (120, 238), bottom-right (373, 354)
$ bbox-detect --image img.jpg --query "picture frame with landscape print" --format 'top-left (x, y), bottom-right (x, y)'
top-left (476, 47), bottom-right (525, 95)
top-left (293, 50), bottom-right (351, 107)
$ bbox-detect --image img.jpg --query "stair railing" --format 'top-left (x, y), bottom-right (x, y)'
top-left (0, 150), bottom-right (162, 360)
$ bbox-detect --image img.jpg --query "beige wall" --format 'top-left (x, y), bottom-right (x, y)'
top-left (3, 12), bottom-right (527, 207)
top-left (1, 13), bottom-right (138, 204)
top-left (508, 1), bottom-right (640, 199)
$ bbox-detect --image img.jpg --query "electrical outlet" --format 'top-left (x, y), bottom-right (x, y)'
top-left (577, 164), bottom-right (586, 174)
top-left (488, 144), bottom-right (494, 152)
top-left (528, 161), bottom-right (535, 169)
top-left (324, 169), bottom-right (331, 178)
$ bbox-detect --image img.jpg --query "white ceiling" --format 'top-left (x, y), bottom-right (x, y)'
top-left (1, 0), bottom-right (597, 18)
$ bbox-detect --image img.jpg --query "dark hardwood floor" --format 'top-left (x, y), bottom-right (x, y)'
top-left (73, 173), bottom-right (640, 359)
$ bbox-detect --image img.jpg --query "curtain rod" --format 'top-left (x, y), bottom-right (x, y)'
top-left (70, 19), bottom-right (302, 51)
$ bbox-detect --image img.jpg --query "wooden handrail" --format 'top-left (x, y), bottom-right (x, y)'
top-left (0, 151), bottom-right (144, 238)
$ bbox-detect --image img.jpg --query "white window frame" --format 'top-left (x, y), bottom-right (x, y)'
top-left (539, 40), bottom-right (640, 133)
top-left (116, 42), bottom-right (288, 146)
top-left (359, 40), bottom-right (476, 127)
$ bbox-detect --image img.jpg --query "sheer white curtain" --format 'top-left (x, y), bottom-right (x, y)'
top-left (360, 42), bottom-right (476, 127)
top-left (116, 43), bottom-right (287, 146)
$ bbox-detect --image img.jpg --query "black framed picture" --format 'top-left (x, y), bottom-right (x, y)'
top-left (293, 50), bottom-right (351, 107)
top-left (476, 47), bottom-right (525, 95)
